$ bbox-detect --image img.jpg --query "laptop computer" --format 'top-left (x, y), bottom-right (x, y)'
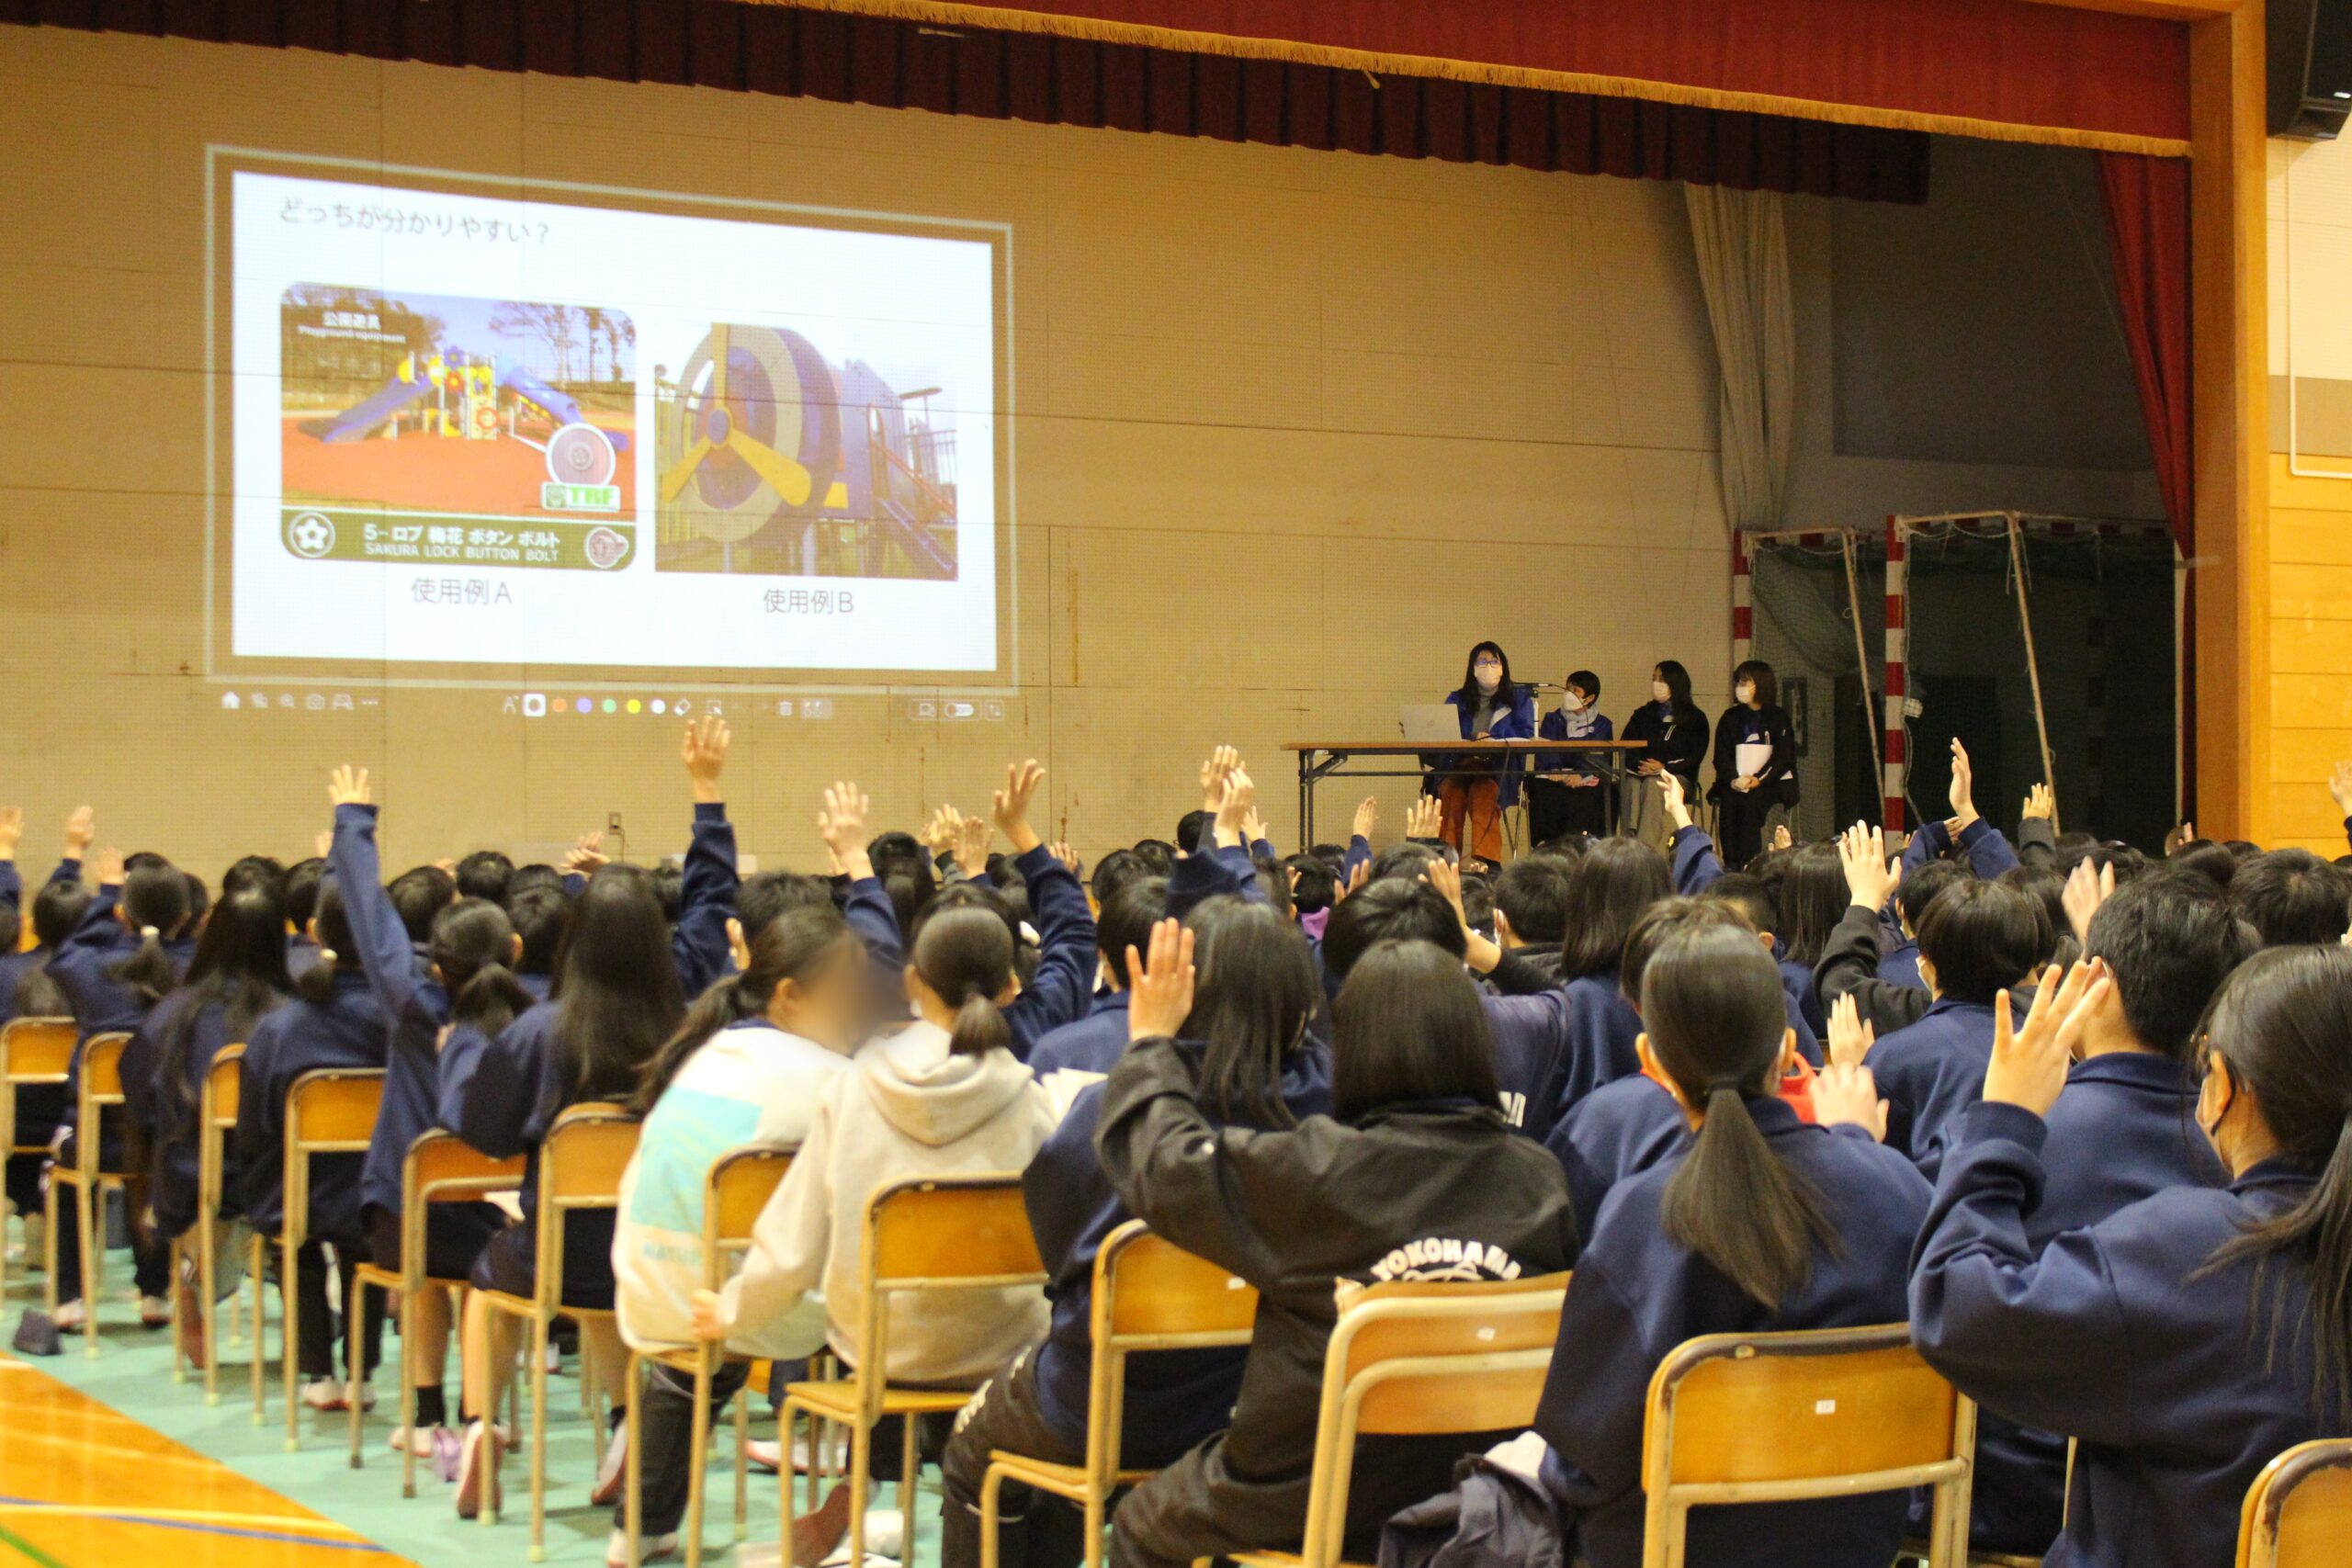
top-left (1399, 704), bottom-right (1463, 742)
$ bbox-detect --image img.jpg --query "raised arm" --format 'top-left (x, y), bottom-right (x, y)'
top-left (995, 761), bottom-right (1098, 1039)
top-left (324, 768), bottom-right (425, 1021)
top-left (818, 783), bottom-right (904, 976)
top-left (435, 1009), bottom-right (554, 1158)
top-left (1657, 773), bottom-right (1722, 894)
top-left (672, 716), bottom-right (741, 996)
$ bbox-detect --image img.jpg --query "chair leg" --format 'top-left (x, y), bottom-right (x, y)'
top-left (848, 1415), bottom-right (872, 1568)
top-left (249, 1234), bottom-right (267, 1425)
top-left (283, 1235), bottom-right (302, 1449)
top-left (684, 1357), bottom-right (714, 1568)
top-left (40, 1174), bottom-right (57, 1315)
top-left (733, 1370), bottom-right (751, 1542)
top-left (900, 1413), bottom-right (921, 1568)
top-left (168, 1236), bottom-right (187, 1383)
top-left (979, 1462), bottom-right (1004, 1568)
top-left (74, 1177), bottom-right (98, 1355)
top-left (1083, 1477), bottom-right (1106, 1568)
top-left (346, 1276), bottom-right (368, 1469)
top-left (527, 1315), bottom-right (550, 1560)
top-left (624, 1353), bottom-right (647, 1568)
top-left (400, 1284), bottom-right (420, 1498)
top-left (199, 1213), bottom-right (220, 1404)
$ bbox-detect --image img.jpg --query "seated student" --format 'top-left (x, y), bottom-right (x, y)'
top-left (2166, 836), bottom-right (2240, 891)
top-left (1489, 854), bottom-right (1575, 985)
top-left (1095, 927), bottom-right (1578, 1568)
top-left (1773, 841), bottom-right (1846, 1037)
top-left (120, 886), bottom-right (290, 1359)
top-left (1911, 947), bottom-right (2352, 1568)
top-left (1996, 863), bottom-right (2076, 981)
top-left (689, 900), bottom-right (1060, 1563)
top-left (1535, 923), bottom-right (1928, 1568)
top-left (1863, 879), bottom-right (2051, 1177)
top-left (2229, 847), bottom-right (2352, 948)
top-left (612, 901), bottom-right (876, 1568)
top-left (1427, 641), bottom-right (1537, 868)
top-left (329, 768), bottom-right (530, 1469)
top-left (1876, 860), bottom-right (1964, 991)
top-left (942, 897), bottom-right (1330, 1568)
top-left (505, 884), bottom-right (570, 999)
top-left (1953, 874), bottom-right (2251, 1556)
top-left (1693, 874), bottom-right (1822, 1066)
top-left (1815, 827), bottom-right (2007, 1040)
top-left (233, 880), bottom-right (390, 1410)
top-left (0, 807), bottom-right (92, 1254)
top-left (931, 765), bottom-right (1098, 1065)
top-left (282, 857), bottom-right (325, 979)
top-left (1527, 671), bottom-right (1613, 846)
top-left (454, 850), bottom-right (514, 906)
top-left (1027, 876), bottom-right (1166, 1083)
top-left (46, 845), bottom-right (198, 1329)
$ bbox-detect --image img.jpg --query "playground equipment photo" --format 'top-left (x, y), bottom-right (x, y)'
top-left (652, 321), bottom-right (960, 581)
top-left (300, 348), bottom-right (628, 490)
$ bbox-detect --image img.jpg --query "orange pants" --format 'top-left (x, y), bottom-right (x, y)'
top-left (1435, 778), bottom-right (1505, 864)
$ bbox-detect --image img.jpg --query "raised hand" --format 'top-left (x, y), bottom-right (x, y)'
top-left (1336, 858), bottom-right (1371, 903)
top-left (1811, 1062), bottom-right (1890, 1143)
top-left (328, 764), bottom-right (371, 808)
top-left (1947, 739), bottom-right (1978, 829)
top-left (1198, 746), bottom-right (1240, 812)
top-left (991, 760), bottom-right (1046, 854)
top-left (1771, 822), bottom-right (1793, 852)
top-left (1050, 840), bottom-right (1080, 874)
top-left (922, 804), bottom-right (961, 857)
top-left (1655, 769), bottom-right (1692, 831)
top-left (956, 815), bottom-right (992, 878)
top-left (1239, 804), bottom-right (1266, 848)
top-left (0, 807), bottom-right (21, 860)
top-left (1125, 918), bottom-right (1197, 1041)
top-left (93, 846), bottom-right (126, 887)
top-left (1827, 993), bottom-right (1876, 1071)
top-left (1984, 960), bottom-right (2106, 1116)
top-left (1838, 821), bottom-right (1894, 912)
top-left (818, 783), bottom-right (873, 881)
top-left (2164, 819), bottom-right (2196, 855)
top-left (2022, 782), bottom-right (2055, 823)
top-left (2061, 858), bottom-right (2113, 944)
top-left (1405, 795), bottom-right (1442, 842)
top-left (562, 830), bottom-right (609, 875)
top-left (1351, 795), bottom-right (1379, 842)
top-left (1214, 768), bottom-right (1256, 848)
top-left (63, 806), bottom-right (95, 858)
top-left (683, 716), bottom-right (731, 804)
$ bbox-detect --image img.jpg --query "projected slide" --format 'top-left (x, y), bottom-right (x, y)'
top-left (217, 155), bottom-right (1006, 678)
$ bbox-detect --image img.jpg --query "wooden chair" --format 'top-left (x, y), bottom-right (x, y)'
top-left (2238, 1438), bottom-right (2352, 1568)
top-left (1231, 1272), bottom-right (1571, 1568)
top-left (979, 1221), bottom-right (1259, 1568)
top-left (346, 1129), bottom-right (526, 1494)
top-left (620, 1145), bottom-right (794, 1568)
top-left (0, 1017), bottom-right (74, 1308)
top-left (1641, 1325), bottom-right (1976, 1568)
top-left (164, 1043), bottom-right (265, 1405)
top-left (475, 1101), bottom-right (639, 1559)
top-left (279, 1067), bottom-right (386, 1447)
top-left (780, 1174), bottom-right (1047, 1568)
top-left (42, 1030), bottom-right (134, 1354)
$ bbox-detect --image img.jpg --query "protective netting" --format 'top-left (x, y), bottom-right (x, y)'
top-left (1750, 537), bottom-right (1883, 842)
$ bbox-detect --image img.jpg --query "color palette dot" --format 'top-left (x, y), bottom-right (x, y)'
top-left (627, 699), bottom-right (642, 714)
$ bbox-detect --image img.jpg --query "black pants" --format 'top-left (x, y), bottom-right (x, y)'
top-left (941, 1348), bottom-right (1090, 1568)
top-left (47, 1140), bottom-right (170, 1307)
top-left (618, 1359), bottom-right (752, 1539)
top-left (287, 1236), bottom-right (386, 1379)
top-left (1716, 788), bottom-right (1782, 870)
top-left (1525, 777), bottom-right (1608, 846)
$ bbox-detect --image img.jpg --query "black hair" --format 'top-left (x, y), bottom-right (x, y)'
top-left (650, 863), bottom-right (684, 924)
top-left (1283, 855), bottom-right (1339, 918)
top-left (183, 872), bottom-right (211, 931)
top-left (2169, 839), bottom-right (2239, 891)
top-left (1321, 878), bottom-right (1464, 985)
top-left (283, 858), bottom-right (325, 930)
top-left (1127, 840), bottom-right (1177, 878)
top-left (431, 897), bottom-right (534, 1037)
top-left (912, 903), bottom-right (1016, 1057)
top-left (2197, 945), bottom-right (2352, 1421)
top-left (1643, 920), bottom-right (1834, 1309)
top-left (508, 886), bottom-right (572, 977)
top-left (1453, 640), bottom-right (1520, 716)
top-left (636, 905), bottom-right (860, 1111)
top-left (108, 863), bottom-right (194, 1007)
top-left (14, 881), bottom-right (92, 1017)
top-left (1457, 871), bottom-right (1496, 939)
top-left (1653, 660), bottom-right (1696, 710)
top-left (1621, 897), bottom-right (1751, 1009)
top-left (1705, 873), bottom-right (1777, 941)
top-left (1776, 842), bottom-right (1848, 966)
top-left (552, 868), bottom-right (688, 1104)
top-left (1181, 897), bottom-right (1317, 1127)
top-left (1996, 865), bottom-right (2073, 968)
top-left (1095, 876), bottom-right (1168, 988)
top-left (2082, 871), bottom-right (2256, 1064)
top-left (1330, 940), bottom-right (1499, 1123)
top-left (1558, 838), bottom-right (1672, 982)
top-left (1731, 659), bottom-right (1779, 708)
top-left (390, 865), bottom-right (455, 943)
top-left (869, 831), bottom-right (939, 941)
top-left (1493, 857), bottom-right (1575, 948)
top-left (1895, 859), bottom-right (1970, 934)
top-left (123, 852), bottom-right (170, 874)
top-left (986, 857), bottom-right (1034, 926)
top-left (454, 850), bottom-right (514, 904)
top-left (1175, 810), bottom-right (1215, 857)
top-left (2226, 840), bottom-right (2263, 861)
top-left (1090, 848), bottom-right (1148, 911)
top-left (1367, 841), bottom-right (1443, 887)
top-left (505, 863), bottom-right (563, 901)
top-left (157, 886), bottom-right (290, 1155)
top-left (1915, 880), bottom-right (2050, 1005)
top-left (295, 880), bottom-right (358, 1005)
top-left (916, 877), bottom-right (1024, 960)
top-left (2230, 849), bottom-right (2352, 949)
top-left (223, 855), bottom-right (287, 899)
top-left (735, 870), bottom-right (834, 942)
top-left (1566, 669), bottom-right (1600, 703)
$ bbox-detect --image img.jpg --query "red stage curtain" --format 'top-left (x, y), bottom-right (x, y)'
top-left (0, 0), bottom-right (1933, 201)
top-left (2097, 152), bottom-right (2194, 551)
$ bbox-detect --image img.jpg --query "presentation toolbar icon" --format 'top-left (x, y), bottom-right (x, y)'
top-left (221, 692), bottom-right (241, 710)
top-left (522, 693), bottom-right (547, 717)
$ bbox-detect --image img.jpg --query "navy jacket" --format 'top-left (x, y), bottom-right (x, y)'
top-left (122, 988), bottom-right (283, 1238)
top-left (1535, 708), bottom-right (1615, 779)
top-left (1483, 971), bottom-right (1643, 1140)
top-left (49, 884), bottom-right (196, 1123)
top-left (1621, 701), bottom-right (1707, 792)
top-left (1881, 819), bottom-right (2021, 986)
top-left (0, 857), bottom-right (77, 1028)
top-left (1537, 1098), bottom-right (1932, 1568)
top-left (1028, 991), bottom-right (1132, 1080)
top-left (1865, 998), bottom-right (1998, 1178)
top-left (1432, 685), bottom-right (1539, 809)
top-left (1959, 1057), bottom-right (2231, 1554)
top-left (998, 844), bottom-right (1100, 1062)
top-left (1707, 705), bottom-right (1797, 808)
top-left (1543, 1075), bottom-right (1685, 1240)
top-left (1909, 1104), bottom-right (2338, 1568)
top-left (1023, 1041), bottom-right (1332, 1462)
top-left (233, 966), bottom-right (389, 1240)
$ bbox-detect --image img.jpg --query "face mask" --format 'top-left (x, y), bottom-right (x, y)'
top-left (2197, 1064), bottom-right (2233, 1151)
top-left (1736, 682), bottom-right (1757, 705)
top-left (1475, 663), bottom-right (1502, 694)
top-left (1566, 692), bottom-right (1589, 712)
top-left (1651, 681), bottom-right (1670, 704)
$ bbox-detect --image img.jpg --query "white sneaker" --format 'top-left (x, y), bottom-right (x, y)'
top-left (590, 1418), bottom-right (629, 1507)
top-left (300, 1378), bottom-right (347, 1411)
top-left (386, 1425), bottom-right (438, 1457)
top-left (51, 1299), bottom-right (85, 1331)
top-left (605, 1528), bottom-right (679, 1566)
top-left (140, 1295), bottom-right (172, 1328)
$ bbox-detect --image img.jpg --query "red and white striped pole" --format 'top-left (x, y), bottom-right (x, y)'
top-left (1732, 530), bottom-right (1754, 667)
top-left (1883, 515), bottom-right (1908, 833)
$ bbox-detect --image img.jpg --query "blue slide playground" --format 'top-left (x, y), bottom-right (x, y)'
top-left (493, 358), bottom-right (629, 450)
top-left (299, 371), bottom-right (432, 444)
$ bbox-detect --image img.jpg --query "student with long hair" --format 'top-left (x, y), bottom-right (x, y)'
top-left (1620, 660), bottom-right (1709, 847)
top-left (1708, 659), bottom-right (1798, 868)
top-left (1911, 947), bottom-right (2352, 1568)
top-left (46, 840), bottom-right (198, 1328)
top-left (234, 879), bottom-right (390, 1409)
top-left (439, 720), bottom-right (740, 1517)
top-left (689, 892), bottom-right (1061, 1562)
top-left (1535, 923), bottom-right (1928, 1568)
top-left (1093, 928), bottom-right (1577, 1568)
top-left (943, 897), bottom-right (1330, 1568)
top-left (1426, 640), bottom-right (1535, 867)
top-left (0, 805), bottom-right (93, 1258)
top-left (1025, 874), bottom-right (1169, 1082)
top-left (1774, 840), bottom-right (1847, 1036)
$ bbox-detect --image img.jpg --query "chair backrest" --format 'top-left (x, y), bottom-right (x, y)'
top-left (80, 1031), bottom-right (133, 1105)
top-left (705, 1145), bottom-right (793, 1290)
top-left (2239, 1438), bottom-right (2352, 1568)
top-left (282, 1068), bottom-right (386, 1247)
top-left (527, 1102), bottom-right (640, 1313)
top-left (394, 1128), bottom-right (524, 1287)
top-left (854, 1175), bottom-right (1046, 1419)
top-left (1291, 1272), bottom-right (1570, 1568)
top-left (195, 1044), bottom-right (245, 1216)
top-left (1085, 1221), bottom-right (1259, 1479)
top-left (1641, 1326), bottom-right (1973, 1568)
top-left (0, 1017), bottom-right (76, 1083)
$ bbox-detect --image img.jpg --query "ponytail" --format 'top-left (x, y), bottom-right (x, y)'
top-left (2195, 946), bottom-right (2352, 1421)
top-left (1642, 919), bottom-right (1838, 1310)
top-left (912, 905), bottom-right (1016, 1060)
top-left (949, 992), bottom-right (1012, 1058)
top-left (430, 897), bottom-right (532, 1036)
top-left (110, 928), bottom-right (178, 1008)
top-left (635, 906), bottom-right (860, 1111)
top-left (635, 974), bottom-right (764, 1111)
top-left (295, 881), bottom-right (356, 1006)
top-left (450, 962), bottom-right (536, 1037)
top-left (107, 864), bottom-right (193, 1008)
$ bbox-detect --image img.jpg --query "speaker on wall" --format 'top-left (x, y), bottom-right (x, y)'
top-left (2271, 0), bottom-right (2352, 141)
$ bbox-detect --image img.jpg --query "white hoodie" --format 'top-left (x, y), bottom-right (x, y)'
top-left (613, 1018), bottom-right (850, 1357)
top-left (716, 1021), bottom-right (1057, 1387)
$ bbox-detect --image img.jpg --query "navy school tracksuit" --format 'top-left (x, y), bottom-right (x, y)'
top-left (1865, 999), bottom-right (2000, 1179)
top-left (1938, 1057), bottom-right (2230, 1556)
top-left (1535, 1096), bottom-right (1933, 1568)
top-left (1910, 1105), bottom-right (2344, 1568)
top-left (1670, 827), bottom-right (1830, 1051)
top-left (1881, 818), bottom-right (2022, 986)
top-left (235, 964), bottom-right (390, 1378)
top-left (0, 861), bottom-right (74, 1222)
top-left (120, 988), bottom-right (276, 1243)
top-left (1025, 991), bottom-right (1131, 1080)
top-left (43, 881), bottom-right (196, 1304)
top-left (989, 845), bottom-right (1102, 1064)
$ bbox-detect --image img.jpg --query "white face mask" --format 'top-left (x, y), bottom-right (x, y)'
top-left (1474, 662), bottom-right (1502, 694)
top-left (1736, 682), bottom-right (1757, 705)
top-left (1651, 681), bottom-right (1671, 704)
top-left (1566, 691), bottom-right (1590, 713)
